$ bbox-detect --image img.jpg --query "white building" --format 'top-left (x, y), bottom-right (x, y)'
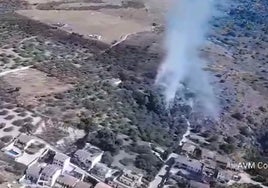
top-left (53, 152), bottom-right (71, 172)
top-left (90, 163), bottom-right (112, 181)
top-left (25, 163), bottom-right (42, 183)
top-left (112, 170), bottom-right (143, 188)
top-left (56, 174), bottom-right (79, 188)
top-left (73, 145), bottom-right (103, 170)
top-left (95, 182), bottom-right (112, 188)
top-left (37, 164), bottom-right (61, 187)
top-left (14, 134), bottom-right (34, 150)
top-left (74, 181), bottom-right (93, 188)
top-left (173, 155), bottom-right (203, 174)
top-left (181, 142), bottom-right (197, 155)
top-left (216, 170), bottom-right (233, 183)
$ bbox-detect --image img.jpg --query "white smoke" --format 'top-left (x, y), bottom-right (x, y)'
top-left (155, 0), bottom-right (218, 117)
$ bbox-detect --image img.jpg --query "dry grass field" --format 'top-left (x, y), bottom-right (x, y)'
top-left (2, 68), bottom-right (72, 105)
top-left (16, 0), bottom-right (167, 44)
top-left (17, 9), bottom-right (151, 44)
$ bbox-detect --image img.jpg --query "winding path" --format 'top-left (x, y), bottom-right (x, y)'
top-left (179, 118), bottom-right (191, 146)
top-left (149, 117), bottom-right (191, 188)
top-left (0, 66), bottom-right (31, 77)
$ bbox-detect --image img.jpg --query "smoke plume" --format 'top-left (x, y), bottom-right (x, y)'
top-left (155, 0), bottom-right (218, 117)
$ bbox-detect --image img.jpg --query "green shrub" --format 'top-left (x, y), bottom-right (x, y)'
top-left (3, 126), bottom-right (14, 132)
top-left (219, 143), bottom-right (235, 154)
top-left (119, 158), bottom-right (134, 166)
top-left (251, 175), bottom-right (266, 183)
top-left (0, 136), bottom-right (13, 143)
top-left (101, 152), bottom-right (113, 166)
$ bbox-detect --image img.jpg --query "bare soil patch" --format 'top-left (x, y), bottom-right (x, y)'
top-left (2, 68), bottom-right (72, 106)
top-left (16, 9), bottom-right (151, 44)
top-left (25, 0), bottom-right (63, 4)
